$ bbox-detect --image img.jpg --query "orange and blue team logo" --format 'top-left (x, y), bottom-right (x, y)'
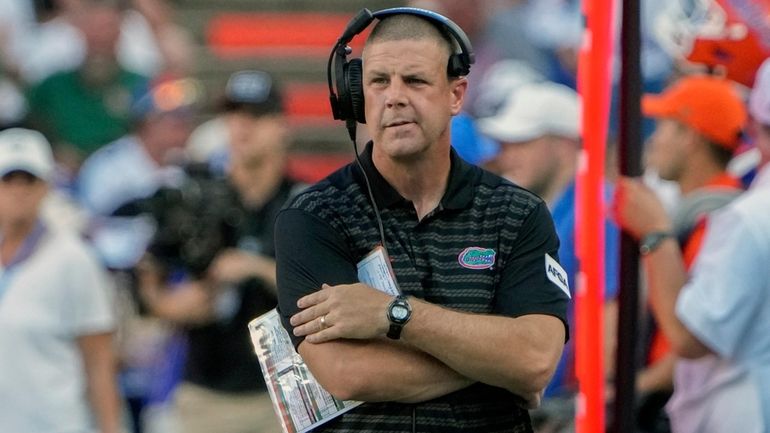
top-left (458, 247), bottom-right (496, 270)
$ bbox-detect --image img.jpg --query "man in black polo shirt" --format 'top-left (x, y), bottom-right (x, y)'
top-left (275, 10), bottom-right (570, 433)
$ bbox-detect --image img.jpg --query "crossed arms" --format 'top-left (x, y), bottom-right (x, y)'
top-left (276, 207), bottom-right (568, 406)
top-left (294, 287), bottom-right (565, 406)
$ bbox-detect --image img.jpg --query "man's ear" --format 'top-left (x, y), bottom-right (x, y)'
top-left (680, 126), bottom-right (702, 152)
top-left (554, 136), bottom-right (579, 162)
top-left (449, 77), bottom-right (468, 116)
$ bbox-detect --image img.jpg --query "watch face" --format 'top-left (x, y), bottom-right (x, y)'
top-left (391, 305), bottom-right (409, 321)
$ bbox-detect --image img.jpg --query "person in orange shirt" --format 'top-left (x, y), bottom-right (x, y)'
top-left (632, 74), bottom-right (747, 428)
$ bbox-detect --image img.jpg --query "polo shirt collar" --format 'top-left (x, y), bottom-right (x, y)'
top-left (442, 146), bottom-right (476, 210)
top-left (355, 141), bottom-right (476, 210)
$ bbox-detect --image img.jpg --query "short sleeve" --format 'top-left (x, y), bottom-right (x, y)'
top-left (676, 210), bottom-right (765, 360)
top-left (496, 201), bottom-right (570, 339)
top-left (274, 208), bottom-right (359, 348)
top-left (64, 240), bottom-right (116, 336)
top-left (77, 150), bottom-right (127, 215)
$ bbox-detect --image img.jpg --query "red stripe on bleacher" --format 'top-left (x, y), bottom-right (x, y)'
top-left (285, 82), bottom-right (333, 119)
top-left (287, 152), bottom-right (353, 183)
top-left (207, 13), bottom-right (367, 58)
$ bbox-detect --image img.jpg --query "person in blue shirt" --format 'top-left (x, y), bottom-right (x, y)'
top-left (479, 80), bottom-right (619, 429)
top-left (449, 111), bottom-right (500, 167)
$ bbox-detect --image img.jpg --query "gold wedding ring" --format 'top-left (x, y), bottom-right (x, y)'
top-left (320, 314), bottom-right (328, 329)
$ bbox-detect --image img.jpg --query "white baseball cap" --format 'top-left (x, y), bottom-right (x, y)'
top-left (750, 58), bottom-right (770, 126)
top-left (0, 128), bottom-right (54, 181)
top-left (478, 81), bottom-right (581, 144)
top-left (472, 59), bottom-right (545, 118)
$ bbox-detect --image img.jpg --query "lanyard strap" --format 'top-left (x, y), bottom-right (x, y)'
top-left (0, 221), bottom-right (47, 303)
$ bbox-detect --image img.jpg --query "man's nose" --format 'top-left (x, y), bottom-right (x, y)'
top-left (385, 79), bottom-right (408, 108)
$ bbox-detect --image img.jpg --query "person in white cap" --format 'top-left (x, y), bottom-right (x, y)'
top-left (479, 80), bottom-right (620, 430)
top-left (0, 128), bottom-right (121, 433)
top-left (479, 81), bottom-right (585, 205)
top-left (613, 60), bottom-right (770, 432)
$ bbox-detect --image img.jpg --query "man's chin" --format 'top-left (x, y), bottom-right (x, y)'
top-left (387, 146), bottom-right (432, 164)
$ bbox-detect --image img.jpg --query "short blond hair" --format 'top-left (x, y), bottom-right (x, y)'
top-left (366, 14), bottom-right (455, 73)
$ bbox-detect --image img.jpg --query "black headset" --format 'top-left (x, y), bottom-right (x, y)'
top-left (327, 7), bottom-right (475, 131)
top-left (326, 8), bottom-right (474, 252)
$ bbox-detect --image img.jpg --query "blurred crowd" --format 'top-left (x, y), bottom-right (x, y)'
top-left (0, 0), bottom-right (768, 432)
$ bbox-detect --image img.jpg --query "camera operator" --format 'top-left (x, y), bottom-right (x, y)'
top-left (137, 70), bottom-right (301, 433)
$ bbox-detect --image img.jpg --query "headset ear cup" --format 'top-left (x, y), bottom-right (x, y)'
top-left (346, 58), bottom-right (366, 124)
top-left (447, 54), bottom-right (469, 77)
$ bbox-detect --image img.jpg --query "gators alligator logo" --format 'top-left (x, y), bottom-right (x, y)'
top-left (458, 247), bottom-right (496, 270)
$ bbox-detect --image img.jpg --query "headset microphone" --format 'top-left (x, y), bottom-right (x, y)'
top-left (336, 9), bottom-right (375, 46)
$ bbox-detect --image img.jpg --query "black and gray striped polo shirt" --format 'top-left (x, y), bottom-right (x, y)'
top-left (276, 142), bottom-right (569, 433)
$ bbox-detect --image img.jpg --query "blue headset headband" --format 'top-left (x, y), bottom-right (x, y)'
top-left (334, 7), bottom-right (475, 73)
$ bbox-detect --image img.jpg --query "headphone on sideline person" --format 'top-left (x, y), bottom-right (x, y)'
top-left (327, 7), bottom-right (475, 128)
top-left (325, 7), bottom-right (475, 251)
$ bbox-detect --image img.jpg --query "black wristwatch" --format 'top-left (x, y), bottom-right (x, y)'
top-left (386, 295), bottom-right (412, 340)
top-left (639, 231), bottom-right (675, 256)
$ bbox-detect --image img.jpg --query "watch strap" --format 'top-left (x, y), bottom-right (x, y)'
top-left (639, 231), bottom-right (675, 256)
top-left (387, 323), bottom-right (404, 339)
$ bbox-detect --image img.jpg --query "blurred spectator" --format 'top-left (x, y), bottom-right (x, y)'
top-left (0, 128), bottom-right (121, 433)
top-left (520, 0), bottom-right (672, 88)
top-left (633, 75), bottom-right (747, 431)
top-left (478, 81), bottom-right (619, 432)
top-left (612, 58), bottom-right (770, 433)
top-left (76, 75), bottom-right (197, 433)
top-left (652, 0), bottom-right (770, 90)
top-left (185, 70), bottom-right (290, 173)
top-left (491, 0), bottom-right (577, 87)
top-left (0, 75), bottom-right (27, 130)
top-left (653, 0), bottom-right (770, 193)
top-left (184, 113), bottom-right (229, 171)
top-left (0, 0), bottom-right (36, 127)
top-left (24, 0), bottom-right (149, 181)
top-left (77, 75), bottom-right (196, 269)
top-left (471, 58), bottom-right (545, 118)
top-left (0, 0), bottom-right (86, 85)
top-left (0, 0), bottom-right (192, 85)
top-left (409, 0), bottom-right (552, 116)
top-left (136, 70), bottom-right (301, 433)
top-left (119, 0), bottom-right (194, 77)
top-left (642, 75), bottom-right (746, 266)
top-left (449, 112), bottom-right (499, 167)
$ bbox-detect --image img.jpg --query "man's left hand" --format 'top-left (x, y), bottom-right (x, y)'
top-left (290, 283), bottom-right (392, 343)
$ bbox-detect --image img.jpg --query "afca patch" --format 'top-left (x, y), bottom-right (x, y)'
top-left (545, 254), bottom-right (570, 298)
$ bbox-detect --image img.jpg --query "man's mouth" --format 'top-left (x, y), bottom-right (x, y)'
top-left (385, 120), bottom-right (413, 128)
